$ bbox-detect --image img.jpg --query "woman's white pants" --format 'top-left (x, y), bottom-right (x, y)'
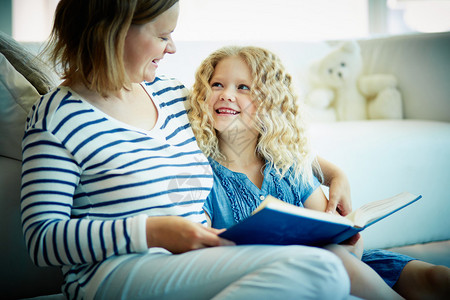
top-left (96, 245), bottom-right (350, 300)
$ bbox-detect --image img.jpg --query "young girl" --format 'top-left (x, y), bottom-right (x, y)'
top-left (188, 45), bottom-right (450, 300)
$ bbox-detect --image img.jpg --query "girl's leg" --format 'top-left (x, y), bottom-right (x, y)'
top-left (325, 244), bottom-right (403, 300)
top-left (362, 249), bottom-right (413, 288)
top-left (95, 245), bottom-right (350, 300)
top-left (393, 260), bottom-right (450, 300)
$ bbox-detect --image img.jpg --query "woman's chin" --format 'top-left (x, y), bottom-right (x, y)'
top-left (136, 68), bottom-right (157, 83)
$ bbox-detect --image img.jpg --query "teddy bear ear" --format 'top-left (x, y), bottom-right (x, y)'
top-left (340, 40), bottom-right (360, 53)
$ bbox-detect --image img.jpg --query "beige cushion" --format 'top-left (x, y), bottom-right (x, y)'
top-left (0, 31), bottom-right (56, 161)
top-left (0, 53), bottom-right (40, 160)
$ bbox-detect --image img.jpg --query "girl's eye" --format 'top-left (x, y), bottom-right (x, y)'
top-left (160, 36), bottom-right (169, 41)
top-left (211, 82), bottom-right (223, 88)
top-left (238, 84), bottom-right (250, 90)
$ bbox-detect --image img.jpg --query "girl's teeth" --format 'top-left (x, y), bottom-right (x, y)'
top-left (217, 109), bottom-right (238, 114)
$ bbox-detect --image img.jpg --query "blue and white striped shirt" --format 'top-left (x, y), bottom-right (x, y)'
top-left (20, 77), bottom-right (213, 299)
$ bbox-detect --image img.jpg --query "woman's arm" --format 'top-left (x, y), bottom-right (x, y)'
top-left (21, 129), bottom-right (231, 266)
top-left (145, 216), bottom-right (232, 254)
top-left (316, 156), bottom-right (352, 215)
top-left (20, 129), bottom-right (151, 266)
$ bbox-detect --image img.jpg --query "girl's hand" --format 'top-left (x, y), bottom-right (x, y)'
top-left (145, 216), bottom-right (235, 254)
top-left (326, 170), bottom-right (352, 216)
top-left (316, 156), bottom-right (352, 216)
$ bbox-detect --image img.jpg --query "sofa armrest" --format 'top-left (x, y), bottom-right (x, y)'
top-left (386, 240), bottom-right (450, 268)
top-left (0, 156), bottom-right (63, 299)
top-left (310, 120), bottom-right (450, 249)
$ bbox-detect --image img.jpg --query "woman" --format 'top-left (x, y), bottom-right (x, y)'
top-left (20, 1), bottom-right (351, 299)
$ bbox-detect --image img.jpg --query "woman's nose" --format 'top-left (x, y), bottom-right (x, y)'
top-left (165, 37), bottom-right (176, 54)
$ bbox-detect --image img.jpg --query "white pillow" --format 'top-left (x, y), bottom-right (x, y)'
top-left (0, 53), bottom-right (40, 160)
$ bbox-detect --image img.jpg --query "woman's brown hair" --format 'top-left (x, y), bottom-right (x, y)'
top-left (46, 0), bottom-right (178, 95)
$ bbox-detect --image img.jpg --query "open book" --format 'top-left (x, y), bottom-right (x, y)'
top-left (219, 192), bottom-right (421, 246)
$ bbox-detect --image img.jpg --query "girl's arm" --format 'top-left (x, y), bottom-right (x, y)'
top-left (204, 210), bottom-right (212, 227)
top-left (316, 156), bottom-right (352, 215)
top-left (302, 186), bottom-right (329, 212)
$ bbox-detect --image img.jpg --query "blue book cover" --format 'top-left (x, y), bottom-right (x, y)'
top-left (219, 192), bottom-right (421, 246)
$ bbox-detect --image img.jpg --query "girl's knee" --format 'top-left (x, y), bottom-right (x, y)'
top-left (426, 265), bottom-right (450, 280)
top-left (395, 261), bottom-right (450, 299)
top-left (424, 265), bottom-right (450, 291)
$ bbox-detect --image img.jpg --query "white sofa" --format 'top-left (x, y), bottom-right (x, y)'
top-left (1, 31), bottom-right (449, 299)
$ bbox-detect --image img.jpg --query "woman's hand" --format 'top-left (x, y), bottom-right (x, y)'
top-left (145, 216), bottom-right (235, 254)
top-left (316, 156), bottom-right (352, 216)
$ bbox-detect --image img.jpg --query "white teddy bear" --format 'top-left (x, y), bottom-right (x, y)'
top-left (304, 41), bottom-right (403, 121)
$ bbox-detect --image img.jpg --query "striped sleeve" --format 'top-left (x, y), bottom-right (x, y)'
top-left (21, 102), bottom-right (148, 267)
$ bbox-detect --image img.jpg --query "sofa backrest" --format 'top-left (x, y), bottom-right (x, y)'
top-left (359, 31), bottom-right (450, 122)
top-left (157, 32), bottom-right (450, 122)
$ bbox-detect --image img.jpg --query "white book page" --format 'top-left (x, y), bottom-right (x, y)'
top-left (346, 192), bottom-right (418, 228)
top-left (262, 196), bottom-right (355, 227)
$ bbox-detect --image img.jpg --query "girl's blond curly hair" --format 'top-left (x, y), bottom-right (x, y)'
top-left (188, 45), bottom-right (321, 186)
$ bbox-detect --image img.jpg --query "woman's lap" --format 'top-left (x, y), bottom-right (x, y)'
top-left (95, 245), bottom-right (350, 300)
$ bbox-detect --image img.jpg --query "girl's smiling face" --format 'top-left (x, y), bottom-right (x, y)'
top-left (207, 56), bottom-right (258, 137)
